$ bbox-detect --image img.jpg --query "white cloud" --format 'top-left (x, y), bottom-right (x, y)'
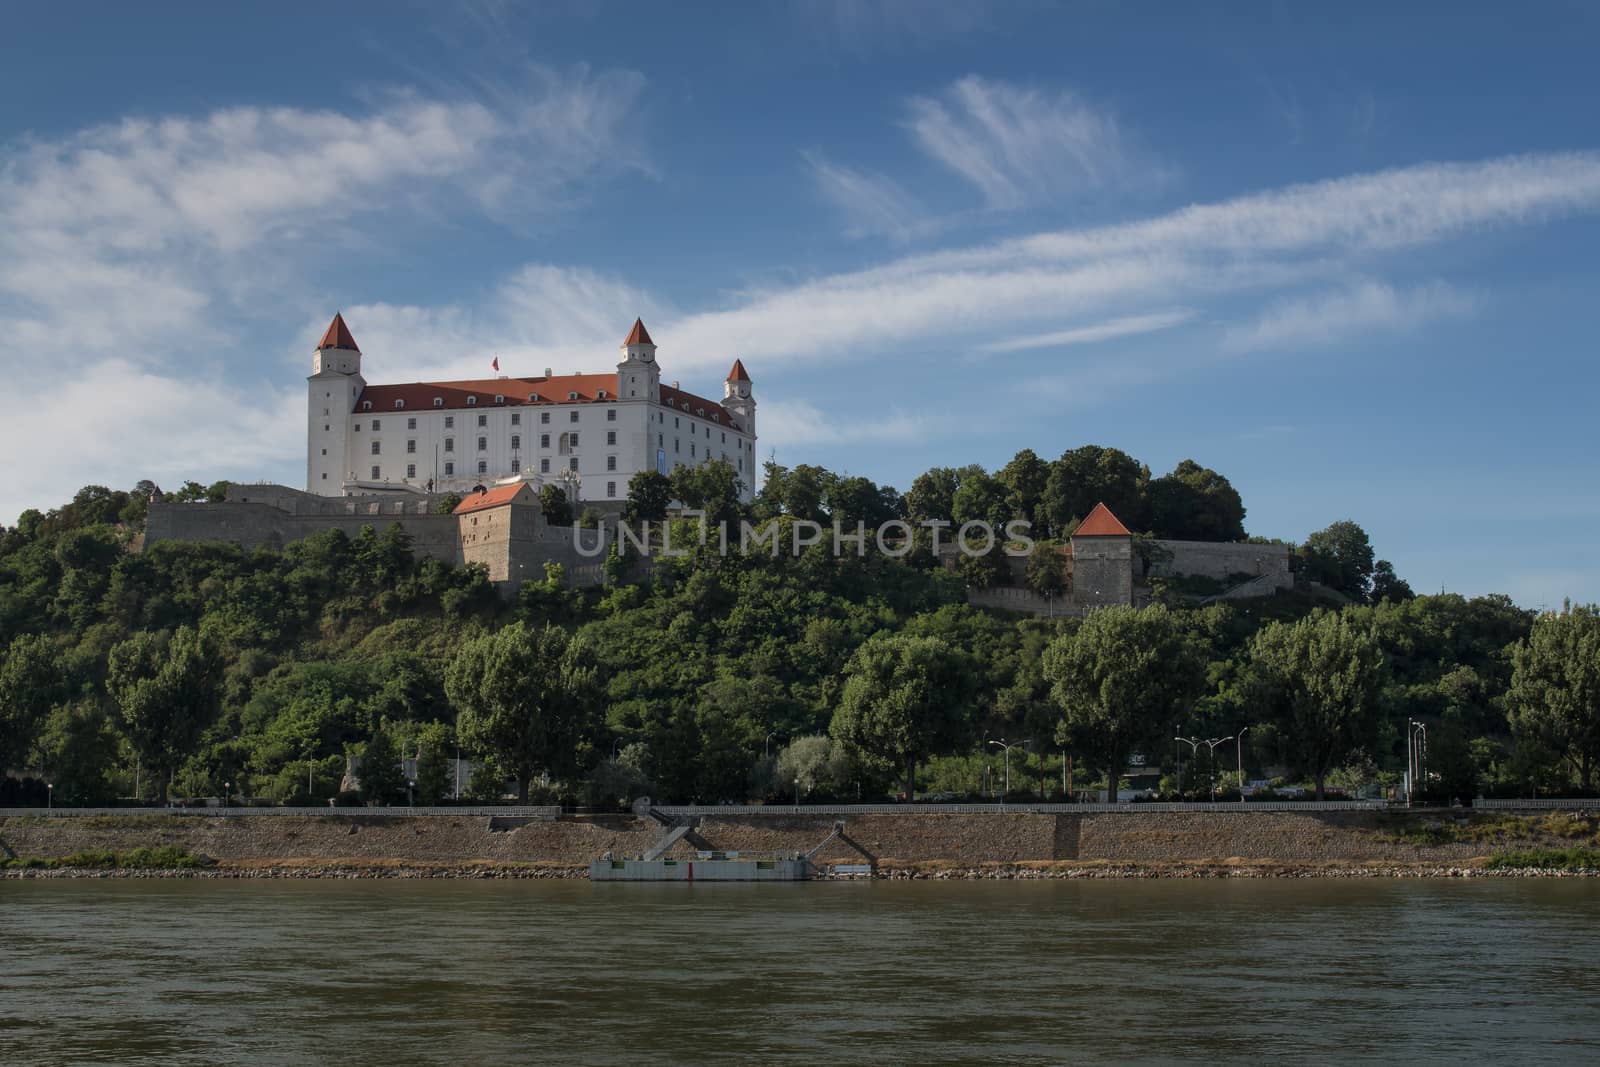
top-left (759, 399), bottom-right (939, 447)
top-left (905, 76), bottom-right (1152, 209)
top-left (1226, 281), bottom-right (1476, 351)
top-left (804, 151), bottom-right (929, 239)
top-left (0, 68), bottom-right (647, 522)
top-left (979, 309), bottom-right (1195, 354)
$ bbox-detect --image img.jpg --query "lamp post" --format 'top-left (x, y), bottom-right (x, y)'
top-left (612, 737), bottom-right (624, 760)
top-left (1234, 728), bottom-right (1249, 804)
top-left (1407, 720), bottom-right (1428, 806)
top-left (1174, 736), bottom-right (1234, 801)
top-left (47, 782), bottom-right (53, 810)
top-left (765, 732), bottom-right (781, 760)
top-left (794, 777), bottom-right (801, 812)
top-left (225, 781), bottom-right (231, 810)
top-left (408, 779), bottom-right (415, 810)
top-left (988, 738), bottom-right (1028, 803)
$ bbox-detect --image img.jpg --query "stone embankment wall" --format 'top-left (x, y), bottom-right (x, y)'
top-left (1, 811), bottom-right (1582, 869)
top-left (1152, 540), bottom-right (1292, 583)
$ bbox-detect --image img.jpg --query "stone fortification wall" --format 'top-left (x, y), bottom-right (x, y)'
top-left (1153, 539), bottom-right (1291, 583)
top-left (2, 811), bottom-right (1568, 869)
top-left (146, 502), bottom-right (466, 565)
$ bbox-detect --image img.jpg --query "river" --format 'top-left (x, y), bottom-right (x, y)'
top-left (3, 879), bottom-right (1597, 1064)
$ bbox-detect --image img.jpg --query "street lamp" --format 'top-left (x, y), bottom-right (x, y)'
top-left (765, 732), bottom-right (781, 760)
top-left (408, 779), bottom-right (415, 809)
top-left (1174, 736), bottom-right (1234, 801)
top-left (1407, 719), bottom-right (1428, 806)
top-left (988, 738), bottom-right (1029, 803)
top-left (1234, 729), bottom-right (1249, 804)
top-left (47, 782), bottom-right (53, 810)
top-left (794, 777), bottom-right (801, 812)
top-left (225, 780), bottom-right (231, 810)
top-left (611, 737), bottom-right (624, 760)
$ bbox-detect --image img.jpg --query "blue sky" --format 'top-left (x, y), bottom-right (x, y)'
top-left (1, 1), bottom-right (1597, 606)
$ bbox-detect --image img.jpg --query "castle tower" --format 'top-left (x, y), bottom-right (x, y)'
top-left (616, 317), bottom-right (660, 401)
top-left (723, 358), bottom-right (755, 438)
top-left (307, 312), bottom-right (365, 493)
top-left (1069, 502), bottom-right (1134, 610)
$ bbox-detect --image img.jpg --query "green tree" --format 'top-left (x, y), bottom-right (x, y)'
top-left (1041, 445), bottom-right (1149, 536)
top-left (1, 634), bottom-right (63, 773)
top-left (1144, 459), bottom-right (1246, 542)
top-left (107, 626), bottom-right (221, 803)
top-left (1042, 605), bottom-right (1204, 801)
top-left (997, 449), bottom-right (1050, 534)
top-left (1247, 609), bottom-right (1384, 799)
top-left (830, 634), bottom-right (978, 799)
top-left (1299, 520), bottom-right (1376, 601)
top-left (358, 726), bottom-right (405, 805)
top-left (670, 458), bottom-right (744, 528)
top-left (445, 623), bottom-right (600, 802)
top-left (539, 485), bottom-right (573, 527)
top-left (413, 720), bottom-right (454, 804)
top-left (1025, 544), bottom-right (1067, 598)
top-left (624, 470), bottom-right (672, 525)
top-left (1370, 560), bottom-right (1415, 603)
top-left (905, 467), bottom-right (960, 526)
top-left (1506, 607), bottom-right (1600, 791)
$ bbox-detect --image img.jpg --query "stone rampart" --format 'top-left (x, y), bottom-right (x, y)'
top-left (1153, 539), bottom-right (1291, 583)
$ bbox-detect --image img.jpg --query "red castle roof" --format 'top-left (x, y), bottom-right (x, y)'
top-left (1073, 502), bottom-right (1132, 537)
top-left (453, 482), bottom-right (534, 515)
top-left (317, 312), bottom-right (360, 352)
top-left (726, 358), bottom-right (751, 382)
top-left (623, 318), bottom-right (654, 346)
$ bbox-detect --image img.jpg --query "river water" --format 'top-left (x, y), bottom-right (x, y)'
top-left (3, 879), bottom-right (1597, 1064)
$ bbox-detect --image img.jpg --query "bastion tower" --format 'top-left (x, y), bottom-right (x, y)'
top-left (306, 313), bottom-right (365, 491)
top-left (723, 358), bottom-right (755, 439)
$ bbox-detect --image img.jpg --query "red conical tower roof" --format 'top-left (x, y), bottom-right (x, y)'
top-left (317, 312), bottom-right (360, 352)
top-left (726, 358), bottom-right (751, 382)
top-left (1073, 502), bottom-right (1131, 537)
top-left (623, 317), bottom-right (654, 346)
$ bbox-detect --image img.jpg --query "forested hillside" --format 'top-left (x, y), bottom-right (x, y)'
top-left (1, 449), bottom-right (1594, 808)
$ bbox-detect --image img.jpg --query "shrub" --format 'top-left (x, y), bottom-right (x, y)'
top-left (1485, 847), bottom-right (1600, 871)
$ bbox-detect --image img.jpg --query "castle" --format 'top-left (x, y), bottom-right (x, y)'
top-left (307, 314), bottom-right (757, 504)
top-left (142, 312), bottom-right (1294, 609)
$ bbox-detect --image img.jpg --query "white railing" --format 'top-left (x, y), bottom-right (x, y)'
top-left (1475, 798), bottom-right (1600, 810)
top-left (655, 801), bottom-right (1391, 816)
top-left (0, 805), bottom-right (561, 818)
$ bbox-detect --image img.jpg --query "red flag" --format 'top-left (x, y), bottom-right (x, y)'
top-left (492, 355), bottom-right (500, 371)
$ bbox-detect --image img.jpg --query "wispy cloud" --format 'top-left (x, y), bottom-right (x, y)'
top-left (759, 399), bottom-right (940, 447)
top-left (0, 67), bottom-right (647, 521)
top-left (905, 76), bottom-right (1156, 209)
top-left (979, 309), bottom-right (1196, 354)
top-left (1226, 281), bottom-right (1476, 351)
top-left (804, 151), bottom-right (929, 240)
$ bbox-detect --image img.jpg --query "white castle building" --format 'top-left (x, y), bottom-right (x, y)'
top-left (306, 314), bottom-right (756, 504)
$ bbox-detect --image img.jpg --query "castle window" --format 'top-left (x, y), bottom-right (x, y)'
top-left (569, 411), bottom-right (579, 423)
top-left (433, 397), bottom-right (443, 408)
top-left (407, 440), bottom-right (416, 454)
top-left (511, 413), bottom-right (520, 426)
top-left (568, 457), bottom-right (578, 471)
top-left (467, 395), bottom-right (477, 406)
top-left (444, 437), bottom-right (454, 452)
top-left (674, 417), bottom-right (680, 428)
top-left (477, 414), bottom-right (487, 428)
top-left (321, 448), bottom-right (326, 456)
top-left (607, 408), bottom-right (616, 421)
top-left (540, 459), bottom-right (550, 473)
top-left (674, 440), bottom-right (680, 453)
top-left (444, 462), bottom-right (454, 476)
top-left (495, 395), bottom-right (504, 405)
top-left (713, 414), bottom-right (720, 423)
top-left (607, 481), bottom-right (616, 498)
top-left (511, 458), bottom-right (520, 473)
top-left (371, 441), bottom-right (381, 455)
top-left (690, 443), bottom-right (696, 457)
top-left (606, 430), bottom-right (616, 446)
top-left (477, 436), bottom-right (487, 451)
top-left (408, 418), bottom-right (417, 430)
top-left (444, 416), bottom-right (454, 428)
top-left (511, 435), bottom-right (521, 450)
top-left (362, 401), bottom-right (372, 411)
top-left (697, 407), bottom-right (705, 417)
top-left (321, 473), bottom-right (327, 480)
top-left (568, 432), bottom-right (580, 449)
top-left (568, 391), bottom-right (578, 400)
top-left (738, 457), bottom-right (743, 473)
top-left (371, 420), bottom-right (380, 431)
top-left (407, 464), bottom-right (416, 478)
top-left (540, 433), bottom-right (550, 448)
top-left (371, 466), bottom-right (380, 479)
top-left (657, 433), bottom-right (663, 448)
top-left (540, 412), bottom-right (550, 425)
top-left (478, 461), bottom-right (487, 474)
top-left (597, 390), bottom-right (608, 399)
top-left (395, 400), bottom-right (405, 410)
top-left (721, 432), bottom-right (726, 443)
top-left (528, 393), bottom-right (539, 402)
top-left (606, 455), bottom-right (617, 471)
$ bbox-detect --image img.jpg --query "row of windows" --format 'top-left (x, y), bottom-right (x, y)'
top-left (370, 430), bottom-right (624, 454)
top-left (359, 408), bottom-right (619, 429)
top-left (370, 455), bottom-right (593, 482)
top-left (363, 390), bottom-right (620, 413)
